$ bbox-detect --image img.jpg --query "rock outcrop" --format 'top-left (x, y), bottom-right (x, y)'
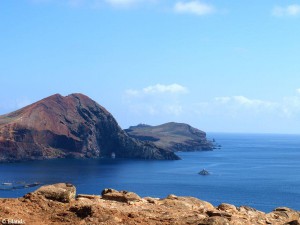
top-left (101, 188), bottom-right (142, 203)
top-left (125, 122), bottom-right (216, 152)
top-left (33, 183), bottom-right (76, 203)
top-left (0, 93), bottom-right (179, 162)
top-left (0, 183), bottom-right (299, 225)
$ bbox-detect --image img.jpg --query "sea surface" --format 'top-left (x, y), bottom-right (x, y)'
top-left (0, 133), bottom-right (300, 212)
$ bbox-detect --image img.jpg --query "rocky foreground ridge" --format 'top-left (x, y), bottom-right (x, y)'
top-left (0, 183), bottom-right (299, 225)
top-left (125, 123), bottom-right (216, 152)
top-left (0, 93), bottom-right (179, 162)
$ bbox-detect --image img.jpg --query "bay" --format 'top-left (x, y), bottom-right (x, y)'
top-left (0, 133), bottom-right (299, 212)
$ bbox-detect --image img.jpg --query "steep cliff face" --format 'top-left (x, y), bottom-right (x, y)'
top-left (0, 94), bottom-right (179, 162)
top-left (125, 122), bottom-right (215, 152)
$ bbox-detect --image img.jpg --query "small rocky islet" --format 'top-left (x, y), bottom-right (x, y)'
top-left (0, 183), bottom-right (299, 225)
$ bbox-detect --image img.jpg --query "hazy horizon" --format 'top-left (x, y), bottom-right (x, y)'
top-left (1, 1), bottom-right (300, 134)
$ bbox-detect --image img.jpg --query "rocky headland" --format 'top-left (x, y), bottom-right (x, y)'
top-left (125, 122), bottom-right (217, 152)
top-left (0, 93), bottom-right (179, 162)
top-left (0, 183), bottom-right (299, 225)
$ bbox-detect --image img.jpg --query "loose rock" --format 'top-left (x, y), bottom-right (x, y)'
top-left (101, 188), bottom-right (142, 203)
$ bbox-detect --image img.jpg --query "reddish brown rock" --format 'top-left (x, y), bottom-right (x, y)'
top-left (217, 203), bottom-right (238, 213)
top-left (266, 207), bottom-right (300, 224)
top-left (33, 183), bottom-right (76, 203)
top-left (0, 93), bottom-right (179, 162)
top-left (101, 188), bottom-right (142, 203)
top-left (0, 184), bottom-right (299, 225)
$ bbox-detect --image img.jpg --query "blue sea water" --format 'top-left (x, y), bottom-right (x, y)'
top-left (0, 133), bottom-right (300, 212)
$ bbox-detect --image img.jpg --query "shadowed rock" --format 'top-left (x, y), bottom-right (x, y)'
top-left (70, 205), bottom-right (93, 219)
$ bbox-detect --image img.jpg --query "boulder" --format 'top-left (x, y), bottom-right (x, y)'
top-left (207, 210), bottom-right (232, 219)
top-left (76, 194), bottom-right (100, 200)
top-left (34, 183), bottom-right (76, 203)
top-left (101, 188), bottom-right (142, 203)
top-left (267, 207), bottom-right (300, 224)
top-left (217, 203), bottom-right (238, 213)
top-left (166, 194), bottom-right (178, 200)
top-left (161, 196), bottom-right (214, 212)
top-left (143, 197), bottom-right (159, 204)
top-left (276, 207), bottom-right (295, 212)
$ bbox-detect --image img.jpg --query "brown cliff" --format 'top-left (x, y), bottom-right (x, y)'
top-left (0, 183), bottom-right (299, 225)
top-left (0, 93), bottom-right (179, 162)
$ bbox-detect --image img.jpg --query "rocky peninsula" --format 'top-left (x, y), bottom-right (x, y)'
top-left (125, 122), bottom-right (217, 152)
top-left (0, 93), bottom-right (179, 162)
top-left (0, 183), bottom-right (299, 225)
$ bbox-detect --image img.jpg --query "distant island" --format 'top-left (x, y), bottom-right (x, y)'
top-left (0, 93), bottom-right (179, 162)
top-left (125, 122), bottom-right (218, 152)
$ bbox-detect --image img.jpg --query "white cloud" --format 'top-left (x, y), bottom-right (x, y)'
top-left (215, 95), bottom-right (275, 108)
top-left (174, 1), bottom-right (215, 16)
top-left (123, 83), bottom-right (188, 116)
top-left (164, 104), bottom-right (183, 116)
top-left (232, 96), bottom-right (274, 107)
top-left (143, 83), bottom-right (188, 94)
top-left (197, 93), bottom-right (300, 120)
top-left (272, 4), bottom-right (300, 17)
top-left (281, 96), bottom-right (300, 117)
top-left (125, 83), bottom-right (188, 97)
top-left (123, 89), bottom-right (300, 133)
top-left (215, 96), bottom-right (231, 104)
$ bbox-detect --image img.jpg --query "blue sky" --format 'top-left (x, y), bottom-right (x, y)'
top-left (1, 0), bottom-right (300, 134)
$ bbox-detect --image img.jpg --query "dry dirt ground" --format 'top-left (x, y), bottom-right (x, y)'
top-left (0, 183), bottom-right (299, 225)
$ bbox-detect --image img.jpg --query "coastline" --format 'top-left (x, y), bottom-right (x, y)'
top-left (0, 183), bottom-right (299, 225)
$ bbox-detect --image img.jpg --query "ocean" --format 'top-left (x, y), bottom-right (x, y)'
top-left (0, 133), bottom-right (299, 213)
